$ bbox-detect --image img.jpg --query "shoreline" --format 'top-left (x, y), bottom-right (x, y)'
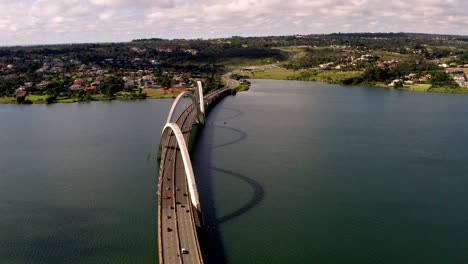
top-left (0, 94), bottom-right (179, 105)
top-left (247, 78), bottom-right (468, 95)
top-left (243, 76), bottom-right (468, 95)
top-left (2, 77), bottom-right (467, 105)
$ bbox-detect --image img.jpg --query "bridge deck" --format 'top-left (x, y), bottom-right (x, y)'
top-left (158, 86), bottom-right (234, 264)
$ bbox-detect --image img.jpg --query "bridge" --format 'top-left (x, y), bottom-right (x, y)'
top-left (157, 79), bottom-right (236, 264)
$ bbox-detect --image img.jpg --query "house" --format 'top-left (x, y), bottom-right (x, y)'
top-left (319, 62), bottom-right (335, 69)
top-left (151, 60), bottom-right (161, 66)
top-left (36, 81), bottom-right (51, 91)
top-left (15, 87), bottom-right (27, 96)
top-left (405, 73), bottom-right (417, 80)
top-left (376, 63), bottom-right (386, 69)
top-left (174, 81), bottom-right (188, 88)
top-left (418, 74), bottom-right (432, 82)
top-left (83, 86), bottom-right (96, 92)
top-left (73, 79), bottom-right (84, 86)
top-left (69, 84), bottom-right (83, 91)
top-left (360, 54), bottom-right (374, 60)
top-left (145, 83), bottom-right (161, 89)
top-left (78, 65), bottom-right (87, 71)
top-left (183, 49), bottom-right (199, 55)
top-left (389, 79), bottom-right (403, 87)
top-left (70, 79), bottom-right (84, 91)
top-left (156, 48), bottom-right (173, 53)
top-left (453, 75), bottom-right (466, 83)
top-left (123, 77), bottom-right (136, 88)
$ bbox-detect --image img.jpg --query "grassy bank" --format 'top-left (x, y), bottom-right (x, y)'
top-left (234, 67), bottom-right (362, 84)
top-left (233, 66), bottom-right (468, 95)
top-left (0, 88), bottom-right (180, 105)
top-left (233, 82), bottom-right (251, 92)
top-left (142, 88), bottom-right (179, 99)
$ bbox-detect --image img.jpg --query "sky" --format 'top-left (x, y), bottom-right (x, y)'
top-left (0, 0), bottom-right (467, 46)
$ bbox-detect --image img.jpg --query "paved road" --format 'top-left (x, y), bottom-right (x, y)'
top-left (158, 84), bottom-right (234, 264)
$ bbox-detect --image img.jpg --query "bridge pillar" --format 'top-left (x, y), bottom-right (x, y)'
top-left (197, 81), bottom-right (205, 114)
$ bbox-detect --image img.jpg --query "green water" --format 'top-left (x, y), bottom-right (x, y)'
top-left (0, 100), bottom-right (169, 264)
top-left (1, 80), bottom-right (467, 263)
top-left (193, 80), bottom-right (468, 263)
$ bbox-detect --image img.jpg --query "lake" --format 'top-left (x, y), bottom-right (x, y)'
top-left (1, 80), bottom-right (468, 263)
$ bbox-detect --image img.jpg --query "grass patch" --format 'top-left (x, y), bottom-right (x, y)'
top-left (91, 94), bottom-right (113, 101)
top-left (222, 57), bottom-right (280, 67)
top-left (236, 66), bottom-right (363, 84)
top-left (233, 83), bottom-right (250, 92)
top-left (428, 87), bottom-right (468, 94)
top-left (56, 97), bottom-right (77, 103)
top-left (371, 51), bottom-right (422, 62)
top-left (143, 88), bottom-right (179, 99)
top-left (235, 67), bottom-right (299, 80)
top-left (403, 84), bottom-right (431, 92)
top-left (314, 71), bottom-right (362, 83)
top-left (0, 97), bottom-right (16, 104)
top-left (274, 47), bottom-right (308, 65)
top-left (25, 95), bottom-right (48, 103)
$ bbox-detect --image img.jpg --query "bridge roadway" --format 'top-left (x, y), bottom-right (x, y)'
top-left (158, 85), bottom-right (235, 264)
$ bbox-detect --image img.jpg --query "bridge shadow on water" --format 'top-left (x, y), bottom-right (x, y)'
top-left (212, 125), bottom-right (248, 149)
top-left (211, 167), bottom-right (264, 225)
top-left (193, 101), bottom-right (264, 264)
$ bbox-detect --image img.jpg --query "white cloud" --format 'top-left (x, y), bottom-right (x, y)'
top-left (89, 0), bottom-right (175, 8)
top-left (0, 0), bottom-right (467, 46)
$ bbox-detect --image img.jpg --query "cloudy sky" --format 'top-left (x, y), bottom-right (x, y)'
top-left (0, 0), bottom-right (467, 46)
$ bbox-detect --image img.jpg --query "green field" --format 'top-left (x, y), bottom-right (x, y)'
top-left (403, 84), bottom-right (431, 92)
top-left (222, 57), bottom-right (281, 67)
top-left (371, 51), bottom-right (422, 62)
top-left (142, 88), bottom-right (179, 99)
top-left (0, 97), bottom-right (16, 104)
top-left (234, 66), bottom-right (362, 84)
top-left (428, 87), bottom-right (468, 94)
top-left (234, 67), bottom-right (298, 79)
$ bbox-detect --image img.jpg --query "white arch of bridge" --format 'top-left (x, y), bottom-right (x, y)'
top-left (196, 81), bottom-right (205, 114)
top-left (166, 90), bottom-right (205, 125)
top-left (160, 122), bottom-right (201, 210)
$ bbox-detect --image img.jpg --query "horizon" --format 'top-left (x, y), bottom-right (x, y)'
top-left (1, 31), bottom-right (467, 48)
top-left (1, 0), bottom-right (467, 46)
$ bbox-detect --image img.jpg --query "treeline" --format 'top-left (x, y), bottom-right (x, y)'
top-left (0, 41), bottom-right (285, 65)
top-left (341, 62), bottom-right (460, 88)
top-left (343, 62), bottom-right (437, 85)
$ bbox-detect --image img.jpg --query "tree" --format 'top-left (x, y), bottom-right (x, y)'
top-left (16, 95), bottom-right (25, 104)
top-left (101, 76), bottom-right (124, 96)
top-left (430, 72), bottom-right (459, 88)
top-left (46, 95), bottom-right (57, 104)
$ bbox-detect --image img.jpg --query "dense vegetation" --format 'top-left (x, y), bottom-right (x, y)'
top-left (1, 32), bottom-right (468, 103)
